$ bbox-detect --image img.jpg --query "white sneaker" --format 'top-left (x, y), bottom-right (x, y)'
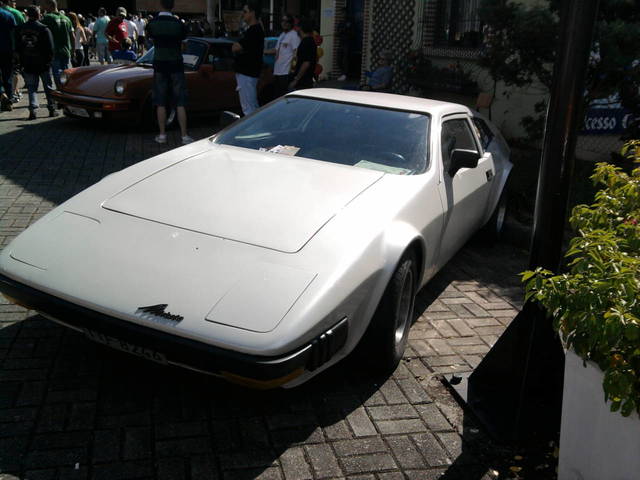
top-left (154, 134), bottom-right (167, 144)
top-left (337, 74), bottom-right (347, 81)
top-left (182, 135), bottom-right (194, 145)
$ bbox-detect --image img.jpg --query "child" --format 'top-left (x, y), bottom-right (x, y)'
top-left (112, 37), bottom-right (137, 64)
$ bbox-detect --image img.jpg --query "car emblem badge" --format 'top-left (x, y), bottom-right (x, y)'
top-left (135, 304), bottom-right (184, 324)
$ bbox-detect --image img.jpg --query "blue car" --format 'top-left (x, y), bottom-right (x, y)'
top-left (263, 36), bottom-right (278, 67)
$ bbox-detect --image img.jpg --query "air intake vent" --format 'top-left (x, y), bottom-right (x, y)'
top-left (306, 317), bottom-right (348, 371)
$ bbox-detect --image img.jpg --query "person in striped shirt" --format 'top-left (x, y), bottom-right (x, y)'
top-left (146, 0), bottom-right (193, 145)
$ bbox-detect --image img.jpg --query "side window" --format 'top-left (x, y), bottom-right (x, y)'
top-left (208, 44), bottom-right (235, 71)
top-left (441, 119), bottom-right (478, 174)
top-left (183, 40), bottom-right (207, 69)
top-left (472, 117), bottom-right (494, 150)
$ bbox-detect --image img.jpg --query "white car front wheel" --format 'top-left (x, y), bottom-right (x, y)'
top-left (359, 250), bottom-right (417, 373)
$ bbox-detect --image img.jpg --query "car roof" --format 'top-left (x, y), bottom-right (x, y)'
top-left (288, 88), bottom-right (471, 117)
top-left (188, 37), bottom-right (235, 45)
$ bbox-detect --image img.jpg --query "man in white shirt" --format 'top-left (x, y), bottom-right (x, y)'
top-left (124, 15), bottom-right (138, 51)
top-left (265, 14), bottom-right (300, 97)
top-left (133, 14), bottom-right (146, 54)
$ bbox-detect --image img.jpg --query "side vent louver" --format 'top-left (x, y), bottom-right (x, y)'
top-left (306, 317), bottom-right (349, 371)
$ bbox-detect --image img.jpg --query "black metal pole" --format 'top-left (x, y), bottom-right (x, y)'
top-left (529, 0), bottom-right (601, 271)
top-left (446, 0), bottom-right (600, 444)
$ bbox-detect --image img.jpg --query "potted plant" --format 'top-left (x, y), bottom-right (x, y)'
top-left (522, 145), bottom-right (640, 480)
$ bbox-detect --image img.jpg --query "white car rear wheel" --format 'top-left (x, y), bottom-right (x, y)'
top-left (481, 187), bottom-right (508, 242)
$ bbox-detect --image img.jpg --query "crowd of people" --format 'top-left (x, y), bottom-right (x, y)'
top-left (0, 0), bottom-right (148, 118)
top-left (0, 0), bottom-right (73, 119)
top-left (0, 0), bottom-right (327, 145)
top-left (0, 0), bottom-right (213, 118)
top-left (147, 0), bottom-right (317, 145)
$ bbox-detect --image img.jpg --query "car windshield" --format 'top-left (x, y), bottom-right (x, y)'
top-left (136, 40), bottom-right (207, 69)
top-left (214, 97), bottom-right (430, 175)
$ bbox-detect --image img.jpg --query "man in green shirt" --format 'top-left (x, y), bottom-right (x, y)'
top-left (1, 1), bottom-right (24, 25)
top-left (42, 0), bottom-right (72, 89)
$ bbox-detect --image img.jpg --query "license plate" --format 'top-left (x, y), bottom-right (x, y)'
top-left (67, 106), bottom-right (90, 118)
top-left (83, 328), bottom-right (168, 365)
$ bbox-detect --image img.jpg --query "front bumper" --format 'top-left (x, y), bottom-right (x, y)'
top-left (50, 90), bottom-right (139, 122)
top-left (0, 273), bottom-right (348, 388)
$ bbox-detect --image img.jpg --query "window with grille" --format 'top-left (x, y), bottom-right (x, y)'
top-left (434, 0), bottom-right (483, 48)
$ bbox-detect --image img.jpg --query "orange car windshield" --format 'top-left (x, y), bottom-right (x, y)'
top-left (137, 40), bottom-right (207, 70)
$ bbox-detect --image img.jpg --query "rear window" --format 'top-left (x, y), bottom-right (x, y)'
top-left (214, 97), bottom-right (431, 175)
top-left (472, 117), bottom-right (494, 150)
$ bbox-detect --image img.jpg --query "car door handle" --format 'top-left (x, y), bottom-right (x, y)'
top-left (486, 170), bottom-right (494, 182)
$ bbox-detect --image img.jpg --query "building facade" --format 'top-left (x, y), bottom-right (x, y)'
top-left (353, 0), bottom-right (546, 138)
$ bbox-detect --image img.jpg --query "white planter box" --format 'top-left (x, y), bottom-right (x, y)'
top-left (559, 349), bottom-right (640, 480)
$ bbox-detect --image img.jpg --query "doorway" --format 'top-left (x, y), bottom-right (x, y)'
top-left (343, 0), bottom-right (364, 79)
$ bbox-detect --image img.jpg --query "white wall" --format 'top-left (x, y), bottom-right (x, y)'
top-left (421, 57), bottom-right (548, 140)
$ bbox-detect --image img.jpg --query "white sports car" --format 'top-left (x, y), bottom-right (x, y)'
top-left (0, 89), bottom-right (511, 388)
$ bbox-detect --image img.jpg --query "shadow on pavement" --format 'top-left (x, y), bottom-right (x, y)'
top-left (0, 240), bottom-right (542, 479)
top-left (0, 312), bottom-right (395, 479)
top-left (0, 109), bottom-right (221, 210)
top-left (419, 243), bottom-right (558, 480)
top-left (436, 413), bottom-right (558, 480)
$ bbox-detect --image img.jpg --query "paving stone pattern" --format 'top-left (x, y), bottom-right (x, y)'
top-left (0, 93), bottom-right (527, 479)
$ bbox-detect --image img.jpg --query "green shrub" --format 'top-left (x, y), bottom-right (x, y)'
top-left (523, 145), bottom-right (640, 417)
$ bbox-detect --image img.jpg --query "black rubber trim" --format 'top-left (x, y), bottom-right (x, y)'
top-left (0, 273), bottom-right (337, 381)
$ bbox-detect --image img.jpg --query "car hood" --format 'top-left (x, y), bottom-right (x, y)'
top-left (63, 64), bottom-right (152, 97)
top-left (101, 145), bottom-right (385, 253)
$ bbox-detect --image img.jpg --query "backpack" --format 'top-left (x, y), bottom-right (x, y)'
top-left (18, 25), bottom-right (49, 72)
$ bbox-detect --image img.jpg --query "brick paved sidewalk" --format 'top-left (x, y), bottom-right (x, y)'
top-left (0, 93), bottom-right (535, 480)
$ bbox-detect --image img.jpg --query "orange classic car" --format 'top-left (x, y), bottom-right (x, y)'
top-left (51, 37), bottom-right (275, 127)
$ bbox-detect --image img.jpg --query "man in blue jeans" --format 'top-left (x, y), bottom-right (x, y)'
top-left (42, 0), bottom-right (73, 89)
top-left (146, 0), bottom-right (192, 144)
top-left (0, 1), bottom-right (16, 111)
top-left (16, 6), bottom-right (57, 119)
top-left (92, 7), bottom-right (111, 64)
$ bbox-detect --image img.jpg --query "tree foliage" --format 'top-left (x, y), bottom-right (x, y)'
top-left (523, 145), bottom-right (640, 417)
top-left (479, 0), bottom-right (640, 138)
top-left (478, 0), bottom-right (557, 91)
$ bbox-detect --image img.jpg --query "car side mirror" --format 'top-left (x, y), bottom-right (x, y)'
top-left (220, 111), bottom-right (240, 127)
top-left (449, 149), bottom-right (480, 176)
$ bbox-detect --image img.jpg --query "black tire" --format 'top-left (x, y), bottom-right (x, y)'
top-left (481, 187), bottom-right (508, 242)
top-left (359, 250), bottom-right (418, 374)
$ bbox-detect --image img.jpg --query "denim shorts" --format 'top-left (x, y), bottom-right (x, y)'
top-left (152, 70), bottom-right (188, 107)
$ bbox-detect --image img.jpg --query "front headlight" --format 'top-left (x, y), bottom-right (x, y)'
top-left (60, 72), bottom-right (68, 86)
top-left (114, 80), bottom-right (125, 95)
